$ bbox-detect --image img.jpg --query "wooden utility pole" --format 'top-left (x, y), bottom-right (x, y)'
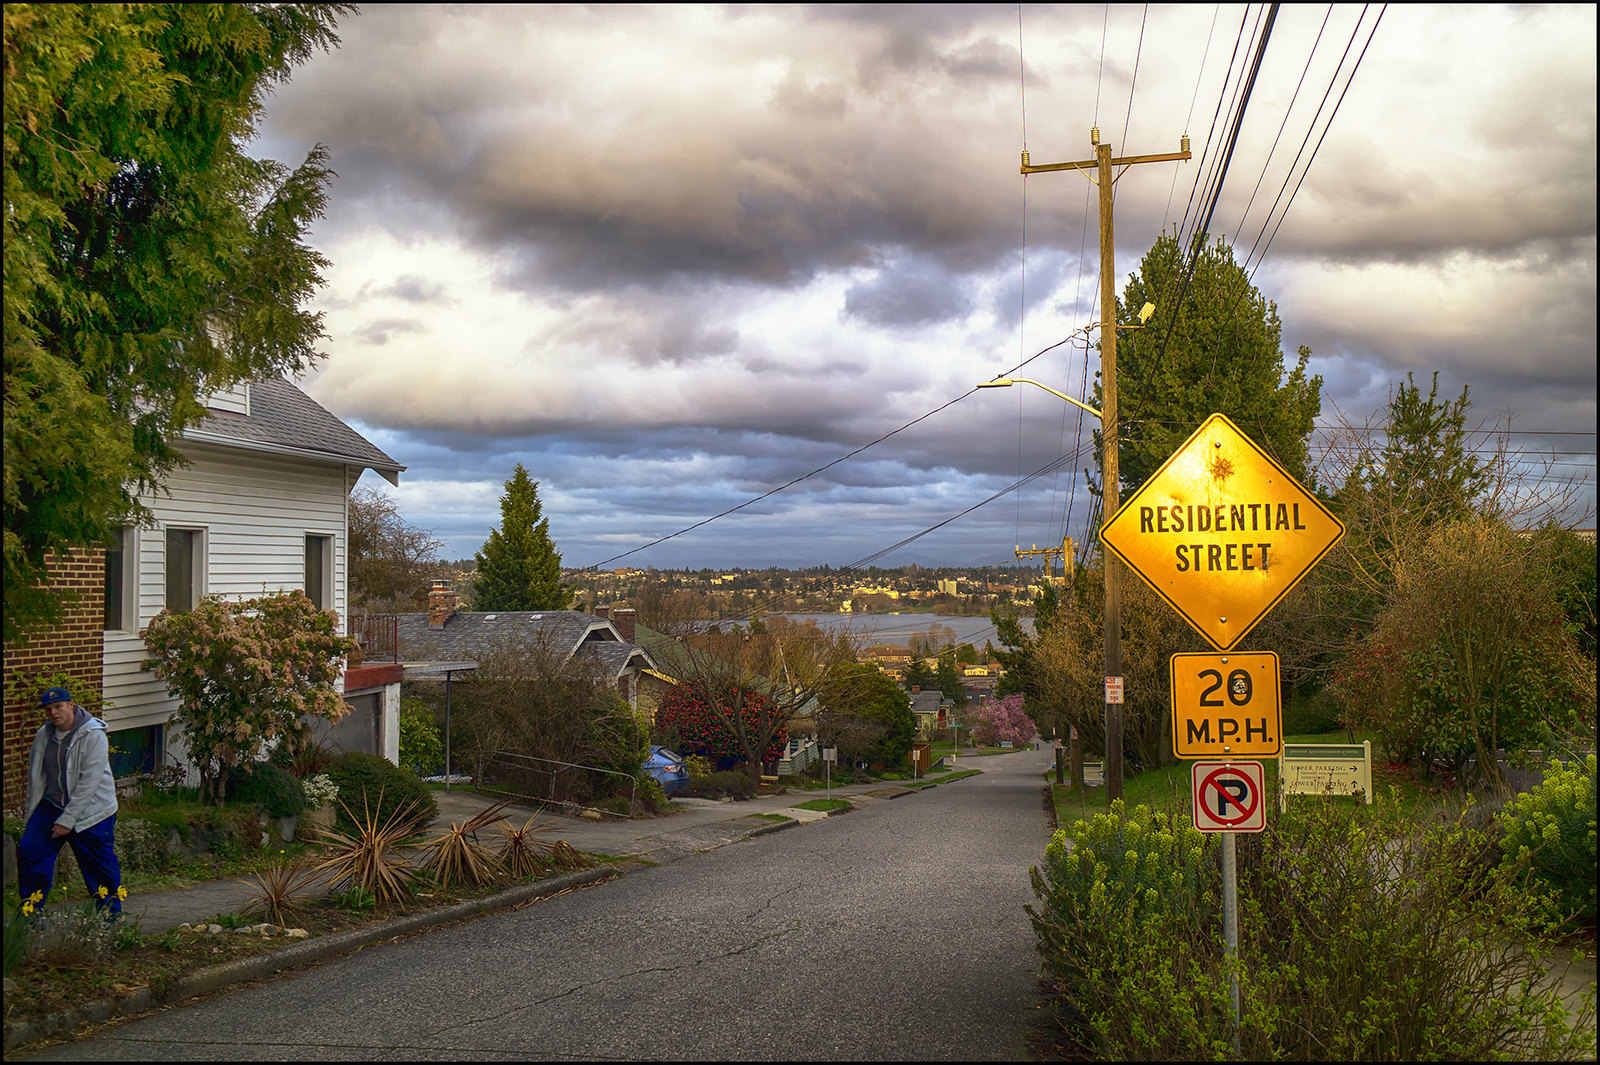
top-left (1021, 129), bottom-right (1189, 804)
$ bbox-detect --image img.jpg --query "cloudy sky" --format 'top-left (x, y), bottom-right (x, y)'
top-left (253, 4), bottom-right (1597, 573)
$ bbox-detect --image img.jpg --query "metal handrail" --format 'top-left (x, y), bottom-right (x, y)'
top-left (479, 750), bottom-right (638, 820)
top-left (347, 613), bottom-right (399, 663)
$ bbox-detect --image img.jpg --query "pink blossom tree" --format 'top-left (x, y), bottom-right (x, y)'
top-left (143, 590), bottom-right (357, 802)
top-left (972, 693), bottom-right (1036, 747)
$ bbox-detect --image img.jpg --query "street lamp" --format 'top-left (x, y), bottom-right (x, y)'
top-left (975, 378), bottom-right (1102, 421)
top-left (976, 304), bottom-right (1152, 807)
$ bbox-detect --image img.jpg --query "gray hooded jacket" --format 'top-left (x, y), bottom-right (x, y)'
top-left (25, 712), bottom-right (119, 832)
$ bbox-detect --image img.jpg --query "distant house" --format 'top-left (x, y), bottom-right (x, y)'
top-left (908, 687), bottom-right (948, 739)
top-left (2, 377), bottom-right (406, 806)
top-left (394, 587), bottom-right (657, 711)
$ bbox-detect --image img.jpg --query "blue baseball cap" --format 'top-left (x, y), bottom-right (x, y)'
top-left (39, 686), bottom-right (73, 709)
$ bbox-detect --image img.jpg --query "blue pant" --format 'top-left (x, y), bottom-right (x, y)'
top-left (18, 802), bottom-right (122, 914)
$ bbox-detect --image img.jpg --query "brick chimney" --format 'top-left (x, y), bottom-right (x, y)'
top-left (911, 684), bottom-right (920, 694)
top-left (428, 580), bottom-right (457, 630)
top-left (611, 607), bottom-right (636, 643)
top-left (593, 604), bottom-right (610, 621)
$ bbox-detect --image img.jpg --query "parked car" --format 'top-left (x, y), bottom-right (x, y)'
top-left (643, 745), bottom-right (689, 796)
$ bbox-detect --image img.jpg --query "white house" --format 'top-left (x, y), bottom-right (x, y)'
top-left (99, 377), bottom-right (406, 777)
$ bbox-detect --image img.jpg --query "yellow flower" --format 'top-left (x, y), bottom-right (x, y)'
top-left (117, 886), bottom-right (129, 900)
top-left (21, 900), bottom-right (35, 916)
top-left (97, 885), bottom-right (109, 898)
top-left (27, 890), bottom-right (43, 904)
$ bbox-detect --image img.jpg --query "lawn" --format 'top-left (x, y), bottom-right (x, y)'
top-left (1044, 730), bottom-right (1456, 829)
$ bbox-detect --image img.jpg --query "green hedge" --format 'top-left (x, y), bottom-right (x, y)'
top-left (324, 751), bottom-right (437, 830)
top-left (684, 770), bottom-right (757, 800)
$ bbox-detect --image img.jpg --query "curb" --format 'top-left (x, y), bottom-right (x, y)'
top-left (3, 865), bottom-right (613, 1054)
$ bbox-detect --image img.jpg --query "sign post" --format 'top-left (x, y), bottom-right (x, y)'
top-left (1190, 759), bottom-right (1265, 1051)
top-left (823, 746), bottom-right (837, 800)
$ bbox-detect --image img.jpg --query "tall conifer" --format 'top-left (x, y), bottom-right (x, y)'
top-left (473, 464), bottom-right (571, 611)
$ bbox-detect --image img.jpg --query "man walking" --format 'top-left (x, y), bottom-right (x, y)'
top-left (19, 686), bottom-right (124, 916)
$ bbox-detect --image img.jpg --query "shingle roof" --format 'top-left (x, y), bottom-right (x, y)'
top-left (184, 378), bottom-right (404, 482)
top-left (394, 610), bottom-right (656, 679)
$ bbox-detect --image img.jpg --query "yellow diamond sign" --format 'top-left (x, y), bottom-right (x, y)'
top-left (1101, 413), bottom-right (1344, 650)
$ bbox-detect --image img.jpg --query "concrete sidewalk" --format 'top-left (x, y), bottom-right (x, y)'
top-left (91, 765), bottom-right (985, 935)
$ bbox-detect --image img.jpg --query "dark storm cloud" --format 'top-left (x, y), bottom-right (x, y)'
top-left (275, 5), bottom-right (1592, 569)
top-left (843, 256), bottom-right (975, 327)
top-left (352, 317), bottom-right (426, 346)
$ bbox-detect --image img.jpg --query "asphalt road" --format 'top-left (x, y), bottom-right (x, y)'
top-left (22, 745), bottom-right (1058, 1061)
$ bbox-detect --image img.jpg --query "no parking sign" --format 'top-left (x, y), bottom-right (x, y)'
top-left (1190, 761), bottom-right (1266, 833)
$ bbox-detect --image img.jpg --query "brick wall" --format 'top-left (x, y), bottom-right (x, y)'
top-left (2, 548), bottom-right (106, 811)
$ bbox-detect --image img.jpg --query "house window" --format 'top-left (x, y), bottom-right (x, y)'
top-left (103, 527), bottom-right (136, 630)
top-left (107, 724), bottom-right (162, 779)
top-left (165, 527), bottom-right (203, 613)
top-left (305, 534), bottom-right (333, 610)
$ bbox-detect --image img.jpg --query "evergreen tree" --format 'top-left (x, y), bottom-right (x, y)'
top-left (4, 4), bottom-right (350, 642)
top-left (473, 464), bottom-right (572, 612)
top-left (1094, 233), bottom-right (1323, 498)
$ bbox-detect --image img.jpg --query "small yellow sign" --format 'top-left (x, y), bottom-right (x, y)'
top-left (1101, 413), bottom-right (1344, 650)
top-left (1170, 651), bottom-right (1281, 759)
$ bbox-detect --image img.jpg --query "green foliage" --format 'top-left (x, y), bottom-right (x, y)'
top-left (228, 760), bottom-right (306, 818)
top-left (1533, 522), bottom-right (1598, 657)
top-left (3, 3), bottom-right (350, 643)
top-left (448, 626), bottom-right (649, 802)
top-left (1096, 232), bottom-right (1323, 498)
top-left (1500, 753), bottom-right (1599, 932)
top-left (398, 696), bottom-right (444, 776)
top-left (112, 817), bottom-right (170, 874)
top-left (1030, 796), bottom-right (1595, 1060)
top-left (657, 679), bottom-right (783, 765)
top-left (142, 590), bottom-right (357, 802)
top-left (817, 661), bottom-right (915, 765)
top-left (684, 771), bottom-right (758, 800)
top-left (472, 463), bottom-right (571, 611)
top-left (324, 751), bottom-right (437, 832)
top-left (1331, 519), bottom-right (1595, 792)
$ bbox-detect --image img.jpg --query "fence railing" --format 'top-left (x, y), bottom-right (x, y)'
top-left (777, 736), bottom-right (819, 776)
top-left (478, 750), bottom-right (638, 820)
top-left (348, 614), bottom-right (398, 664)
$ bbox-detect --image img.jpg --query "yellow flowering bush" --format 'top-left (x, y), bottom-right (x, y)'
top-left (1499, 752), bottom-right (1598, 931)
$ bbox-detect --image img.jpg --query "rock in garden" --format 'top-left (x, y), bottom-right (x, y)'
top-left (285, 929), bottom-right (310, 940)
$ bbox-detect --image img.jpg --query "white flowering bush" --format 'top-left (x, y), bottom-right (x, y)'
top-left (301, 773), bottom-right (340, 811)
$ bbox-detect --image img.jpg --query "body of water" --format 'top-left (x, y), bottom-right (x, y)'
top-left (746, 613), bottom-right (1034, 649)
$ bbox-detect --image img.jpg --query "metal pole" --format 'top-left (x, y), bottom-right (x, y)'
top-left (1098, 138), bottom-right (1125, 806)
top-left (444, 670), bottom-right (453, 792)
top-left (1222, 830), bottom-right (1241, 1053)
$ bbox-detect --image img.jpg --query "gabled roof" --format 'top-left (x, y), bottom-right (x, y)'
top-left (394, 610), bottom-right (657, 680)
top-left (183, 377), bottom-right (405, 485)
top-left (909, 690), bottom-right (947, 715)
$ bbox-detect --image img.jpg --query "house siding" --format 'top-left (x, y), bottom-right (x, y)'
top-left (102, 442), bottom-right (351, 736)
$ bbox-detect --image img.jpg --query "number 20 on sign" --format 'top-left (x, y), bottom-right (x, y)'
top-left (1170, 651), bottom-right (1281, 759)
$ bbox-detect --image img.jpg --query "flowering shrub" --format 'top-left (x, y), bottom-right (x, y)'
top-left (971, 693), bottom-right (1035, 747)
top-left (1500, 753), bottom-right (1598, 931)
top-left (143, 590), bottom-right (358, 803)
top-left (655, 679), bottom-right (785, 766)
top-left (301, 773), bottom-right (340, 811)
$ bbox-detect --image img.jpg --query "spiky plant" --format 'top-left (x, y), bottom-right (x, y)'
top-left (498, 815), bottom-right (562, 879)
top-left (239, 860), bottom-right (321, 928)
top-left (422, 798), bottom-right (513, 888)
top-left (313, 787), bottom-right (426, 908)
